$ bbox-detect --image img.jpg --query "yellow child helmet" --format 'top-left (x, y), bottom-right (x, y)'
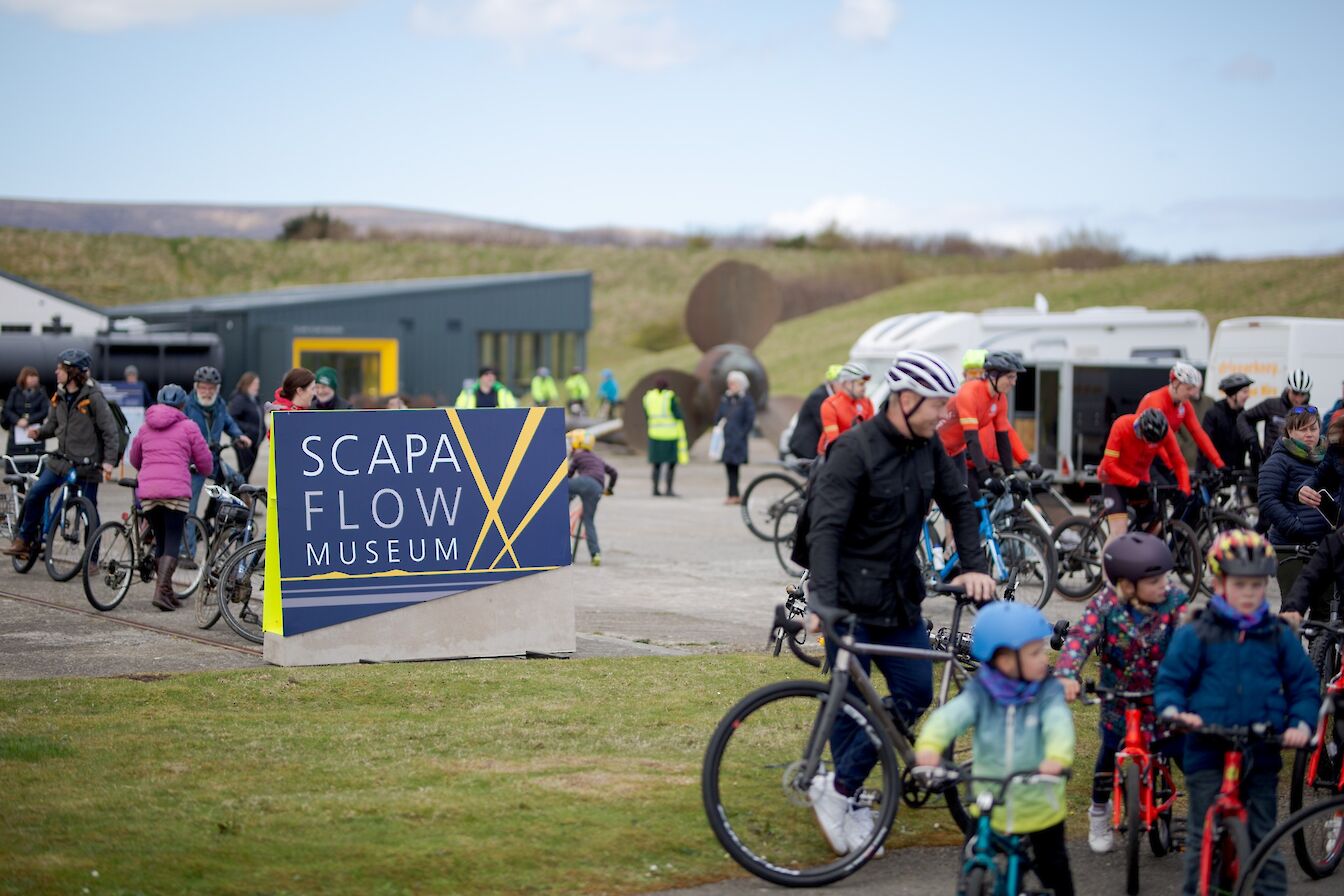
top-left (568, 429), bottom-right (595, 452)
top-left (824, 363), bottom-right (845, 382)
top-left (1205, 529), bottom-right (1277, 578)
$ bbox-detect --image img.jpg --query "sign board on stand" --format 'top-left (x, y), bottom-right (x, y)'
top-left (261, 406), bottom-right (575, 666)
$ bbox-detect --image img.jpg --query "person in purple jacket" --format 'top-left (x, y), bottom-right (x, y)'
top-left (128, 384), bottom-right (212, 611)
top-left (566, 429), bottom-right (617, 566)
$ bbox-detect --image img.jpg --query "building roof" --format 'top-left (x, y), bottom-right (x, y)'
top-left (0, 267), bottom-right (111, 318)
top-left (113, 270), bottom-right (591, 317)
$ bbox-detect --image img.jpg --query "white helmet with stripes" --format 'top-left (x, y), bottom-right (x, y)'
top-left (886, 350), bottom-right (959, 399)
top-left (1169, 361), bottom-right (1202, 387)
top-left (1285, 369), bottom-right (1312, 394)
top-left (835, 361), bottom-right (871, 383)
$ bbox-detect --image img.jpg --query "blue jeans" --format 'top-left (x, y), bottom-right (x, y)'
top-left (17, 467), bottom-right (98, 544)
top-left (566, 475), bottom-right (602, 558)
top-left (1183, 766), bottom-right (1285, 896)
top-left (824, 618), bottom-right (933, 794)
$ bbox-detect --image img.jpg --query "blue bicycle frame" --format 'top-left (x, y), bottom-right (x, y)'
top-left (921, 498), bottom-right (1012, 583)
top-left (961, 807), bottom-right (1029, 896)
top-left (38, 466), bottom-right (80, 542)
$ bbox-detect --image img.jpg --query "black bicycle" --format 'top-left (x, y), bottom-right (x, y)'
top-left (704, 585), bottom-right (975, 887)
top-left (741, 459), bottom-right (810, 542)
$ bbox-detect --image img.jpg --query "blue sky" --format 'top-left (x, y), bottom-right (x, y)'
top-left (2, 0), bottom-right (1341, 257)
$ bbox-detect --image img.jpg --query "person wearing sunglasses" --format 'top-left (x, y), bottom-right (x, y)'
top-left (1257, 403), bottom-right (1330, 599)
top-left (1237, 368), bottom-right (1314, 472)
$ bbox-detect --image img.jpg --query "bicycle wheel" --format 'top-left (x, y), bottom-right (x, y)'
top-left (1204, 814), bottom-right (1251, 895)
top-left (1309, 634), bottom-right (1342, 692)
top-left (1195, 510), bottom-right (1248, 555)
top-left (1009, 523), bottom-right (1058, 602)
top-left (1149, 764), bottom-right (1175, 857)
top-left (170, 514), bottom-right (208, 598)
top-left (702, 679), bottom-right (900, 887)
top-left (81, 522), bottom-right (134, 612)
top-left (44, 495), bottom-right (96, 582)
top-left (1051, 515), bottom-right (1104, 600)
top-left (196, 525), bottom-right (244, 629)
top-left (958, 863), bottom-right (993, 896)
top-left (774, 499), bottom-right (805, 578)
top-left (1124, 763), bottom-right (1141, 896)
top-left (1166, 520), bottom-right (1202, 596)
top-left (1237, 795), bottom-right (1344, 896)
top-left (990, 531), bottom-right (1053, 608)
top-left (217, 539), bottom-right (266, 644)
top-left (1289, 699), bottom-right (1344, 878)
top-left (741, 473), bottom-right (804, 542)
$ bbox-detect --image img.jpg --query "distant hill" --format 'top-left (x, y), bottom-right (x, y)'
top-left (0, 198), bottom-right (681, 246)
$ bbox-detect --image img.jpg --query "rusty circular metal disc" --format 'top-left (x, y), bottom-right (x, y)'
top-left (623, 369), bottom-right (711, 454)
top-left (684, 260), bottom-right (781, 353)
top-left (693, 344), bottom-right (770, 412)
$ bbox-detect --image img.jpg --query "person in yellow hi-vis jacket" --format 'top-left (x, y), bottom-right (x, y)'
top-left (564, 366), bottom-right (591, 414)
top-left (643, 377), bottom-right (687, 496)
top-left (529, 367), bottom-right (559, 406)
top-left (455, 367), bottom-right (518, 409)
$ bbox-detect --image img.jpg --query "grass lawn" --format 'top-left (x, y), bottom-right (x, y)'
top-left (0, 654), bottom-right (1102, 896)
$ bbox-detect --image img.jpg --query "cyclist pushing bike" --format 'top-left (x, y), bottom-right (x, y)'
top-left (1097, 407), bottom-right (1190, 544)
top-left (1155, 530), bottom-right (1319, 896)
top-left (4, 348), bottom-right (117, 562)
top-left (794, 349), bottom-right (995, 855)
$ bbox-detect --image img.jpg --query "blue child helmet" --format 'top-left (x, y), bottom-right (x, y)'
top-left (157, 384), bottom-right (189, 408)
top-left (970, 601), bottom-right (1054, 662)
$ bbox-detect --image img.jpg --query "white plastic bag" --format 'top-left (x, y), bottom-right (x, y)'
top-left (708, 421), bottom-right (726, 462)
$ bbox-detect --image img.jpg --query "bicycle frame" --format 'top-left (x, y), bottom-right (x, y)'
top-left (964, 801), bottom-right (1030, 895)
top-left (1199, 747), bottom-right (1250, 896)
top-left (39, 467), bottom-right (80, 539)
top-left (1302, 631), bottom-right (1344, 796)
top-left (924, 499), bottom-right (1012, 583)
top-left (1111, 703), bottom-right (1179, 836)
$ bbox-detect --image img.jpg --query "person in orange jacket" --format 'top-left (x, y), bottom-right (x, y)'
top-left (817, 362), bottom-right (874, 455)
top-left (942, 351), bottom-right (1040, 497)
top-left (1098, 408), bottom-right (1190, 543)
top-left (1136, 362), bottom-right (1224, 491)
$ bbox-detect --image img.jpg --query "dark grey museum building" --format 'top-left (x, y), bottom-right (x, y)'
top-left (115, 271), bottom-right (593, 403)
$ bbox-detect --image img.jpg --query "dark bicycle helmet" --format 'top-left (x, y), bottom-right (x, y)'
top-left (157, 384), bottom-right (188, 408)
top-left (57, 348), bottom-right (92, 370)
top-left (193, 365), bottom-right (222, 385)
top-left (1205, 529), bottom-right (1277, 578)
top-left (1218, 372), bottom-right (1254, 394)
top-left (1103, 532), bottom-right (1175, 584)
top-left (983, 350), bottom-right (1026, 375)
top-left (1134, 407), bottom-right (1169, 443)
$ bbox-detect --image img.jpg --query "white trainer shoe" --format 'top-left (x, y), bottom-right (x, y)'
top-left (809, 773), bottom-right (851, 855)
top-left (844, 804), bottom-right (886, 857)
top-left (1088, 806), bottom-right (1115, 853)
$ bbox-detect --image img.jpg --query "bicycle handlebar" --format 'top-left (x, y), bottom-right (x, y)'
top-left (1083, 681), bottom-right (1154, 702)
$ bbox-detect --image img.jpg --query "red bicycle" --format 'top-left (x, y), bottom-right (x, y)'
top-left (1290, 620), bottom-right (1344, 878)
top-left (1085, 683), bottom-right (1181, 894)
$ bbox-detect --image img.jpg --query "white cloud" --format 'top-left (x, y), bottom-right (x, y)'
top-left (0, 0), bottom-right (349, 31)
top-left (410, 0), bottom-right (693, 70)
top-left (833, 0), bottom-right (899, 44)
top-left (766, 194), bottom-right (1067, 247)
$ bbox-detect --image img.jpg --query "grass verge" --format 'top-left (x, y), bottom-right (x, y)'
top-left (0, 654), bottom-right (1102, 896)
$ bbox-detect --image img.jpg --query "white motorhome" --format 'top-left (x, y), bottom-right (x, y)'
top-left (1205, 316), bottom-right (1344, 410)
top-left (849, 304), bottom-right (1212, 482)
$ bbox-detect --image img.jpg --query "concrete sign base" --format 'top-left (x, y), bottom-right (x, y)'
top-left (263, 565), bottom-right (576, 667)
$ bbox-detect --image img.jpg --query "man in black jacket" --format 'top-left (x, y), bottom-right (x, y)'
top-left (1201, 372), bottom-right (1255, 474)
top-left (786, 364), bottom-right (840, 460)
top-left (1282, 524), bottom-right (1343, 625)
top-left (801, 349), bottom-right (994, 855)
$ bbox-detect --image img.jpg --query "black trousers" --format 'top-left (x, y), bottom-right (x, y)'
top-left (725, 463), bottom-right (740, 497)
top-left (145, 507), bottom-right (186, 560)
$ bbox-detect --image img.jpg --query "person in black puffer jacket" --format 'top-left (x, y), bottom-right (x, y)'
top-left (2, 366), bottom-right (49, 458)
top-left (1282, 524), bottom-right (1344, 624)
top-left (225, 371), bottom-right (265, 480)
top-left (1201, 373), bottom-right (1255, 474)
top-left (1259, 407), bottom-right (1331, 599)
top-left (786, 366), bottom-right (839, 460)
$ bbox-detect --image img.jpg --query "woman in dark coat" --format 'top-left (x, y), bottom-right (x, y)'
top-left (715, 370), bottom-right (756, 505)
top-left (1258, 407), bottom-right (1331, 598)
top-left (3, 367), bottom-right (48, 459)
top-left (226, 371), bottom-right (265, 480)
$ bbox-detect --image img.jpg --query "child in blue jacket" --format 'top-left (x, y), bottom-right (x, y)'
top-left (916, 602), bottom-right (1076, 896)
top-left (1155, 529), bottom-right (1319, 896)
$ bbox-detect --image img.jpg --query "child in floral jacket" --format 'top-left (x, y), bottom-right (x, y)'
top-left (1054, 532), bottom-right (1191, 853)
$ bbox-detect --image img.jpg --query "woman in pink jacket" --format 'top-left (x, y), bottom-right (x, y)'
top-left (128, 384), bottom-right (212, 611)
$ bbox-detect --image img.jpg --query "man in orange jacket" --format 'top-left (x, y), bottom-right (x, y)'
top-left (817, 362), bottom-right (874, 455)
top-left (1098, 408), bottom-right (1190, 543)
top-left (1136, 362), bottom-right (1224, 491)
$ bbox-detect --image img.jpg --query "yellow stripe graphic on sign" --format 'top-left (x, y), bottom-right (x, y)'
top-left (263, 433), bottom-right (283, 636)
top-left (488, 456), bottom-right (570, 569)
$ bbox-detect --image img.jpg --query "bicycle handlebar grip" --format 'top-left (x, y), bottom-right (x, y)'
top-left (931, 583), bottom-right (968, 597)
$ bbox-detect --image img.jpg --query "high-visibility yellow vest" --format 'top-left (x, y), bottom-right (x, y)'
top-left (564, 374), bottom-right (590, 401)
top-left (530, 376), bottom-right (559, 404)
top-left (455, 383), bottom-right (518, 409)
top-left (643, 389), bottom-right (680, 441)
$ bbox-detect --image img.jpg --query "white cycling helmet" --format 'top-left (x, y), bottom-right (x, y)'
top-left (886, 350), bottom-right (959, 399)
top-left (1285, 369), bottom-right (1313, 394)
top-left (1170, 361), bottom-right (1202, 388)
top-left (835, 361), bottom-right (871, 383)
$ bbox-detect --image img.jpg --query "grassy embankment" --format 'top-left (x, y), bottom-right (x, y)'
top-left (0, 655), bottom-right (1103, 895)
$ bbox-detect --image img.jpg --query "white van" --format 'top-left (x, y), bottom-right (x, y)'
top-left (846, 305), bottom-right (1211, 481)
top-left (1205, 317), bottom-right (1344, 409)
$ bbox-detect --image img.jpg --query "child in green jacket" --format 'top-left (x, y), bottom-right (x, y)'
top-left (916, 601), bottom-right (1076, 896)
